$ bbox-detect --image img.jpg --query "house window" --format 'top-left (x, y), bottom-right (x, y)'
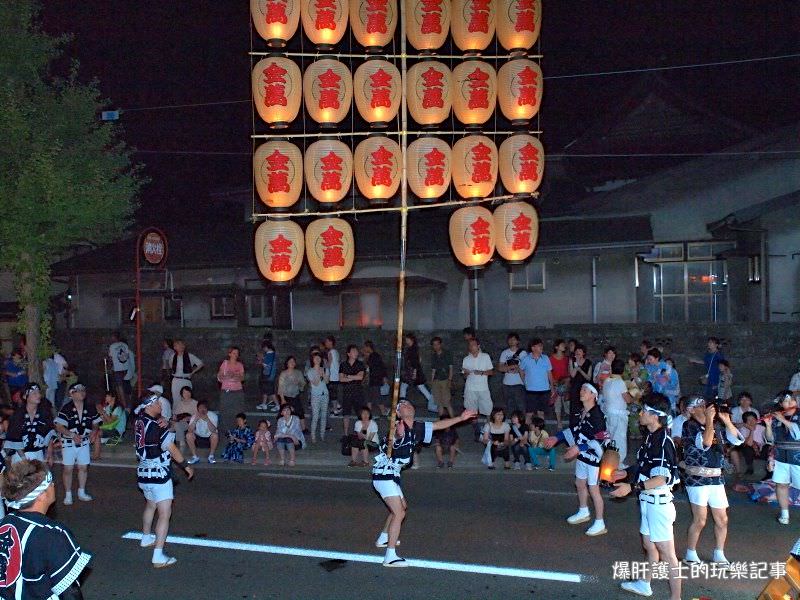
top-left (651, 260), bottom-right (728, 323)
top-left (118, 297), bottom-right (163, 324)
top-left (509, 261), bottom-right (546, 291)
top-left (211, 295), bottom-right (236, 319)
top-left (246, 294), bottom-right (274, 326)
top-left (340, 290), bottom-right (381, 328)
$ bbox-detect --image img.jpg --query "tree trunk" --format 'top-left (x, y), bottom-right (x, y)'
top-left (23, 299), bottom-right (42, 384)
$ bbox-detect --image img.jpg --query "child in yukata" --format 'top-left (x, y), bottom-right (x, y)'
top-left (252, 419), bottom-right (273, 465)
top-left (222, 412), bottom-right (255, 463)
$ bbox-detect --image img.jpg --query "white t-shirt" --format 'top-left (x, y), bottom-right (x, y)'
top-left (173, 352), bottom-right (203, 377)
top-left (498, 348), bottom-right (527, 387)
top-left (190, 412), bottom-right (219, 438)
top-left (670, 414), bottom-right (687, 439)
top-left (328, 348), bottom-right (340, 382)
top-left (109, 341), bottom-right (131, 372)
top-left (602, 377), bottom-right (628, 413)
top-left (53, 353), bottom-right (68, 376)
top-left (352, 419), bottom-right (379, 442)
top-left (159, 396), bottom-right (172, 419)
top-left (161, 348), bottom-right (176, 370)
top-left (731, 405), bottom-right (760, 425)
top-left (462, 352), bottom-right (493, 392)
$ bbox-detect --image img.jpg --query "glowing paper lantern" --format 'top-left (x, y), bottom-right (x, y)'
top-left (451, 135), bottom-right (498, 198)
top-left (406, 61), bottom-right (452, 127)
top-left (406, 137), bottom-right (451, 201)
top-left (253, 141), bottom-right (303, 210)
top-left (350, 0), bottom-right (397, 50)
top-left (451, 60), bottom-right (496, 127)
top-left (303, 59), bottom-right (353, 127)
top-left (251, 0), bottom-right (301, 47)
top-left (497, 59), bottom-right (543, 124)
top-left (449, 206), bottom-right (495, 269)
top-left (451, 0), bottom-right (496, 52)
top-left (305, 218), bottom-right (355, 283)
top-left (353, 60), bottom-right (401, 127)
top-left (496, 0), bottom-right (540, 51)
top-left (405, 0), bottom-right (450, 51)
top-left (354, 136), bottom-right (402, 205)
top-left (499, 134), bottom-right (544, 195)
top-left (493, 201), bottom-right (538, 264)
top-left (302, 0), bottom-right (348, 49)
top-left (304, 139), bottom-right (353, 204)
top-left (255, 219), bottom-right (305, 283)
top-left (252, 57), bottom-right (302, 128)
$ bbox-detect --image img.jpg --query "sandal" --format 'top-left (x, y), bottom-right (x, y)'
top-left (288, 460), bottom-right (295, 467)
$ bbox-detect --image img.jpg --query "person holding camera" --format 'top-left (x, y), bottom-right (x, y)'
top-left (763, 390), bottom-right (800, 525)
top-left (681, 394), bottom-right (743, 567)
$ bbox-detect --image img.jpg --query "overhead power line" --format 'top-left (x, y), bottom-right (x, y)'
top-left (116, 52), bottom-right (800, 113)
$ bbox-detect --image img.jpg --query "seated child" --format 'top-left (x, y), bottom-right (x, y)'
top-left (222, 412), bottom-right (255, 464)
top-left (509, 411), bottom-right (532, 470)
top-left (252, 419), bottom-right (273, 466)
top-left (528, 417), bottom-right (556, 471)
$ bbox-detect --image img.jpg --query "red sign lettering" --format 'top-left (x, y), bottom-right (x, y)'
top-left (314, 0), bottom-right (338, 30)
top-left (369, 68), bottom-right (392, 109)
top-left (421, 67), bottom-right (444, 109)
top-left (365, 0), bottom-right (388, 33)
top-left (469, 217), bottom-right (491, 255)
top-left (318, 68), bottom-right (342, 110)
top-left (419, 0), bottom-right (443, 34)
top-left (265, 149), bottom-right (291, 193)
top-left (513, 0), bottom-right (536, 32)
top-left (370, 145), bottom-right (394, 187)
top-left (269, 234), bottom-right (294, 272)
top-left (466, 67), bottom-right (489, 110)
top-left (470, 142), bottom-right (493, 184)
top-left (423, 147), bottom-right (445, 187)
top-left (467, 0), bottom-right (490, 33)
top-left (320, 225), bottom-right (346, 268)
top-left (263, 62), bottom-right (288, 107)
top-left (265, 0), bottom-right (289, 24)
top-left (517, 143), bottom-right (540, 182)
top-left (516, 66), bottom-right (539, 107)
top-left (511, 212), bottom-right (532, 251)
top-left (320, 151), bottom-right (343, 191)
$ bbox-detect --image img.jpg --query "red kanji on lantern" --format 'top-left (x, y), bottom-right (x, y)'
top-left (467, 0), bottom-right (490, 33)
top-left (263, 62), bottom-right (288, 107)
top-left (470, 217), bottom-right (491, 255)
top-left (314, 0), bottom-right (338, 30)
top-left (320, 151), bottom-right (343, 190)
top-left (370, 145), bottom-right (394, 187)
top-left (513, 0), bottom-right (536, 32)
top-left (265, 0), bottom-right (289, 24)
top-left (369, 69), bottom-right (392, 108)
top-left (466, 67), bottom-right (489, 110)
top-left (517, 143), bottom-right (540, 182)
top-left (318, 68), bottom-right (342, 110)
top-left (423, 147), bottom-right (445, 187)
top-left (470, 142), bottom-right (493, 184)
top-left (320, 225), bottom-right (346, 268)
top-left (421, 67), bottom-right (444, 109)
top-left (269, 234), bottom-right (294, 272)
top-left (510, 211), bottom-right (532, 251)
top-left (420, 0), bottom-right (443, 33)
top-left (365, 0), bottom-right (388, 33)
top-left (517, 66), bottom-right (539, 107)
top-left (265, 150), bottom-right (291, 193)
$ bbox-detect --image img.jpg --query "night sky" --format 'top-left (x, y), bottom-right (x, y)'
top-left (42, 1), bottom-right (799, 223)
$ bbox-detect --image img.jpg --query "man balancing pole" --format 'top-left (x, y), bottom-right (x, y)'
top-left (371, 399), bottom-right (475, 566)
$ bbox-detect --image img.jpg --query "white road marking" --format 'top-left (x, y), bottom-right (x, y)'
top-left (258, 472), bottom-right (367, 484)
top-left (121, 532), bottom-right (586, 583)
top-left (80, 461), bottom-right (136, 469)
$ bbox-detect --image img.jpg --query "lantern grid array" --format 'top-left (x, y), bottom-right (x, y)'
top-left (250, 0), bottom-right (544, 282)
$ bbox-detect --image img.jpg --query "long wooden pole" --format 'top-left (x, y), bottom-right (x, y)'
top-left (386, 4), bottom-right (410, 459)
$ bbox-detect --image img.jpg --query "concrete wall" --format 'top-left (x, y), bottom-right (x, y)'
top-left (53, 323), bottom-right (800, 413)
top-left (763, 204), bottom-right (800, 321)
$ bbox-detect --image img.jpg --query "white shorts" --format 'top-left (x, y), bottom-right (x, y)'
top-left (686, 484), bottom-right (729, 509)
top-left (575, 460), bottom-right (600, 486)
top-left (639, 495), bottom-right (676, 543)
top-left (139, 480), bottom-right (174, 503)
top-left (10, 450), bottom-right (45, 464)
top-left (464, 389), bottom-right (493, 416)
top-left (772, 461), bottom-right (800, 489)
top-left (372, 479), bottom-right (404, 500)
top-left (62, 443), bottom-right (91, 466)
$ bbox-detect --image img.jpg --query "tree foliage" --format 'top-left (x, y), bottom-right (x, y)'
top-left (0, 0), bottom-right (144, 375)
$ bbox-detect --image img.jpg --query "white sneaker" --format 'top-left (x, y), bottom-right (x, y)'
top-left (585, 521), bottom-right (607, 536)
top-left (778, 514), bottom-right (790, 525)
top-left (63, 493), bottom-right (73, 506)
top-left (566, 510), bottom-right (591, 525)
top-left (152, 556), bottom-right (177, 568)
top-left (375, 537), bottom-right (401, 548)
top-left (77, 491), bottom-right (93, 502)
top-left (513, 462), bottom-right (522, 470)
top-left (187, 456), bottom-right (200, 465)
top-left (620, 580), bottom-right (653, 597)
top-left (712, 551), bottom-right (731, 568)
top-left (525, 463), bottom-right (533, 471)
top-left (140, 534), bottom-right (156, 548)
top-left (207, 455), bottom-right (216, 464)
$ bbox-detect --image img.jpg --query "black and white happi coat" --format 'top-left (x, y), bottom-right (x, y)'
top-left (54, 403), bottom-right (100, 446)
top-left (629, 426), bottom-right (680, 493)
top-left (134, 413), bottom-right (175, 485)
top-left (0, 511), bottom-right (90, 600)
top-left (4, 407), bottom-right (55, 460)
top-left (371, 421), bottom-right (433, 485)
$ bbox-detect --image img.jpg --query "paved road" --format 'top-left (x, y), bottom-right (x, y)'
top-left (49, 449), bottom-right (791, 600)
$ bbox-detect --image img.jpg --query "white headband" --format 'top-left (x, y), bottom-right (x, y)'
top-left (5, 471), bottom-right (53, 510)
top-left (582, 383), bottom-right (598, 397)
top-left (134, 393), bottom-right (161, 415)
top-left (643, 404), bottom-right (673, 429)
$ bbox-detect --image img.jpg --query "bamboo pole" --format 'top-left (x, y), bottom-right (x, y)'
top-left (386, 3), bottom-right (410, 459)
